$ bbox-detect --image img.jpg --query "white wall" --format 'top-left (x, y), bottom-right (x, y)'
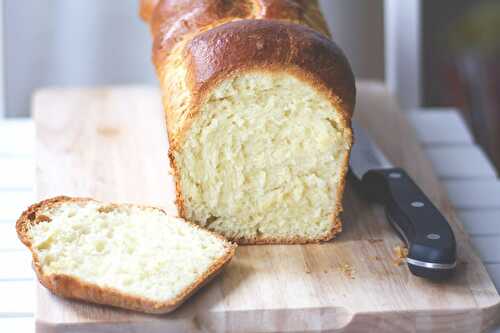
top-left (5, 0), bottom-right (156, 117)
top-left (4, 0), bottom-right (385, 117)
top-left (320, 0), bottom-right (385, 81)
top-left (384, 0), bottom-right (421, 110)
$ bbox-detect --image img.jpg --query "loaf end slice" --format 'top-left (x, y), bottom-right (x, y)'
top-left (16, 196), bottom-right (236, 314)
top-left (173, 70), bottom-right (351, 244)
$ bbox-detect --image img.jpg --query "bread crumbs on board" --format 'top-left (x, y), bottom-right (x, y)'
top-left (393, 245), bottom-right (409, 266)
top-left (339, 263), bottom-right (355, 279)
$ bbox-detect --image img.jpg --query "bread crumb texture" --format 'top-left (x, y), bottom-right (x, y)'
top-left (393, 245), bottom-right (409, 266)
top-left (176, 71), bottom-right (351, 241)
top-left (339, 263), bottom-right (355, 279)
top-left (28, 201), bottom-right (228, 302)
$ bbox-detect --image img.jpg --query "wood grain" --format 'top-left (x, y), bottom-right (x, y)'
top-left (32, 82), bottom-right (500, 332)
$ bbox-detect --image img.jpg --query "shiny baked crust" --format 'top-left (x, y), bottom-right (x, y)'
top-left (16, 196), bottom-right (236, 314)
top-left (140, 0), bottom-right (356, 244)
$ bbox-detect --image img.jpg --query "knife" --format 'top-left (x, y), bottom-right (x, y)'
top-left (350, 122), bottom-right (457, 280)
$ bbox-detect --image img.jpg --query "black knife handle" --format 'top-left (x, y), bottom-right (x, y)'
top-left (361, 168), bottom-right (457, 280)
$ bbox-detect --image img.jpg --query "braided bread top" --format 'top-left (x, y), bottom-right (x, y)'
top-left (140, 0), bottom-right (330, 63)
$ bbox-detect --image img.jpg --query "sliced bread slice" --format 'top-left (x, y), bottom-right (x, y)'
top-left (16, 196), bottom-right (236, 314)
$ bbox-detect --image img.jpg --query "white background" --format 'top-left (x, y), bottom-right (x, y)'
top-left (3, 0), bottom-right (385, 117)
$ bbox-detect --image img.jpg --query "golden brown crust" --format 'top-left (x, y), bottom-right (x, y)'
top-left (150, 1), bottom-right (255, 66)
top-left (16, 196), bottom-right (237, 314)
top-left (141, 0), bottom-right (355, 245)
top-left (257, 0), bottom-right (330, 35)
top-left (185, 20), bottom-right (355, 120)
top-left (139, 0), bottom-right (330, 66)
top-left (139, 0), bottom-right (159, 23)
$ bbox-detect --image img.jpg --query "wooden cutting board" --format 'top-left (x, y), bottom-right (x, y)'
top-left (32, 82), bottom-right (500, 332)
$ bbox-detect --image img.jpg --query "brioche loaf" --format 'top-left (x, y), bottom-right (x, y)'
top-left (16, 196), bottom-right (236, 314)
top-left (140, 0), bottom-right (356, 244)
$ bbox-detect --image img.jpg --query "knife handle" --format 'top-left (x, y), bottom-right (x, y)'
top-left (361, 168), bottom-right (457, 280)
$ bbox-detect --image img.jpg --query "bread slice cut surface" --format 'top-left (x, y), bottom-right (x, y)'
top-left (175, 71), bottom-right (351, 243)
top-left (16, 196), bottom-right (236, 314)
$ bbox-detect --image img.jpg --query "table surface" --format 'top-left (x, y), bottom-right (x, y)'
top-left (1, 108), bottom-right (499, 332)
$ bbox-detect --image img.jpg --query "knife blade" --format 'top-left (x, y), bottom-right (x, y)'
top-left (350, 121), bottom-right (457, 280)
